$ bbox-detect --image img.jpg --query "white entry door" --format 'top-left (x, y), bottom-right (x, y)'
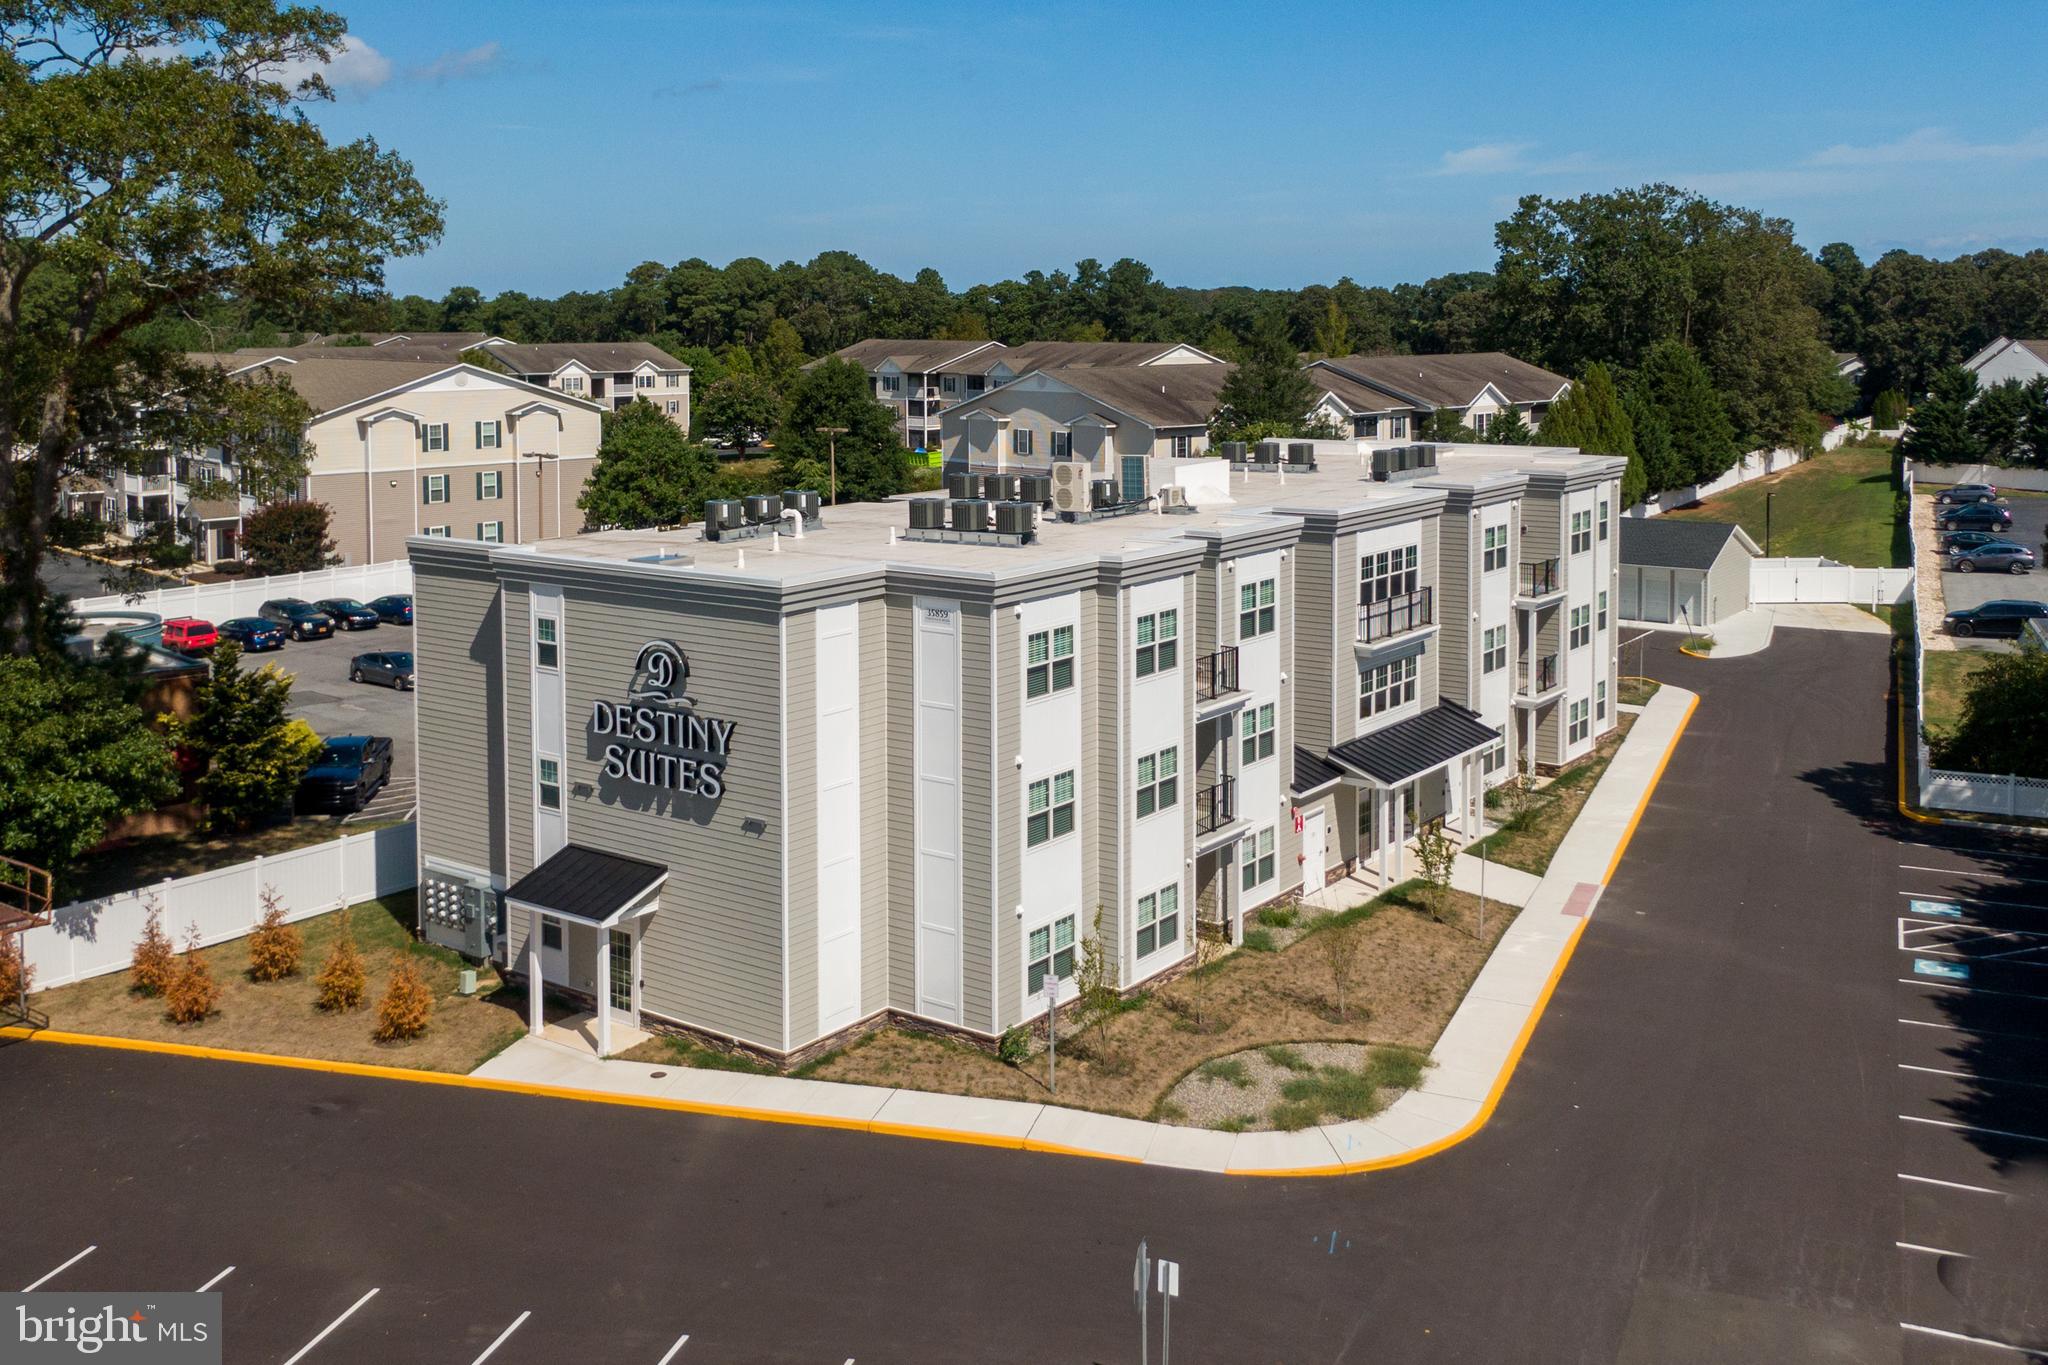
top-left (1300, 808), bottom-right (1327, 893)
top-left (606, 925), bottom-right (637, 1028)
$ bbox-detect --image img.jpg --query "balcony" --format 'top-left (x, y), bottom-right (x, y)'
top-left (1196, 646), bottom-right (1241, 703)
top-left (1196, 777), bottom-right (1237, 835)
top-left (1517, 557), bottom-right (1563, 603)
top-left (1515, 652), bottom-right (1561, 705)
top-left (1357, 587), bottom-right (1433, 644)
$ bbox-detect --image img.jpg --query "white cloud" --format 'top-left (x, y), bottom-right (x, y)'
top-left (1807, 126), bottom-right (2048, 167)
top-left (409, 41), bottom-right (505, 84)
top-left (274, 34), bottom-right (392, 93)
top-left (1433, 141), bottom-right (1536, 176)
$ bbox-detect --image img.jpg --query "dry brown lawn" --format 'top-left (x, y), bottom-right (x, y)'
top-left (26, 893), bottom-right (525, 1073)
top-left (806, 887), bottom-right (1512, 1120)
top-left (1474, 714), bottom-right (1635, 876)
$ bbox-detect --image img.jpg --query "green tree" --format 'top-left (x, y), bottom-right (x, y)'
top-left (1420, 408), bottom-right (1476, 442)
top-left (1927, 640), bottom-right (2048, 778)
top-left (1210, 312), bottom-right (1315, 439)
top-left (162, 641), bottom-right (321, 831)
top-left (1309, 296), bottom-right (1351, 358)
top-left (187, 370), bottom-right (314, 501)
top-left (753, 317), bottom-right (807, 397)
top-left (1872, 388), bottom-right (1910, 430)
top-left (1543, 363), bottom-right (1647, 502)
top-left (0, 655), bottom-right (178, 893)
top-left (1898, 366), bottom-right (1984, 467)
top-left (1969, 379), bottom-right (2034, 464)
top-left (1481, 406), bottom-right (1531, 445)
top-left (240, 500), bottom-right (336, 575)
top-left (2020, 378), bottom-right (2048, 468)
top-left (0, 1), bottom-right (443, 655)
top-left (579, 401), bottom-right (718, 528)
top-left (1620, 386), bottom-right (1668, 504)
top-left (773, 358), bottom-right (910, 504)
top-left (1635, 340), bottom-right (1737, 486)
top-left (694, 372), bottom-right (781, 457)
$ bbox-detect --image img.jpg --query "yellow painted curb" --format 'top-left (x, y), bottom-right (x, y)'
top-left (1677, 645), bottom-right (1712, 659)
top-left (6, 694), bottom-right (1699, 1177)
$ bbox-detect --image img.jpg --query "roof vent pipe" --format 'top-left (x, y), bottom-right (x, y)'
top-left (780, 508), bottom-right (804, 539)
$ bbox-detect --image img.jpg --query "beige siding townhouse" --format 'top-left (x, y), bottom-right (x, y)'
top-left (1306, 352), bottom-right (1571, 440)
top-left (937, 363), bottom-right (1233, 492)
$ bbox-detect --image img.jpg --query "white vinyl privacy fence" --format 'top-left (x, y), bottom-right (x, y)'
top-left (68, 561), bottom-right (412, 622)
top-left (1750, 558), bottom-right (1913, 607)
top-left (21, 823), bottom-right (418, 990)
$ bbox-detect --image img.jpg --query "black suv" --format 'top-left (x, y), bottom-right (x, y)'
top-left (297, 735), bottom-right (394, 813)
top-left (1944, 599), bottom-right (2048, 639)
top-left (1936, 502), bottom-right (2014, 532)
top-left (315, 597), bottom-right (381, 631)
top-left (258, 597), bottom-right (335, 641)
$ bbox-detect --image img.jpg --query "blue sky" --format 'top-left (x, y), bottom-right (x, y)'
top-left (305, 0), bottom-right (2048, 299)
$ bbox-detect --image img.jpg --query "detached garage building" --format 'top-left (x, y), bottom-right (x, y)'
top-left (1618, 518), bottom-right (1759, 627)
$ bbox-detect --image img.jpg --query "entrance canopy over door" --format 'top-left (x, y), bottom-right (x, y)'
top-left (505, 844), bottom-right (666, 1053)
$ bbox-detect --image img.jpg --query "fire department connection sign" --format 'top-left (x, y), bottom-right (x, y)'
top-left (589, 640), bottom-right (736, 799)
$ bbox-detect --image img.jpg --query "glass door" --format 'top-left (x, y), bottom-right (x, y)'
top-left (607, 927), bottom-right (635, 1024)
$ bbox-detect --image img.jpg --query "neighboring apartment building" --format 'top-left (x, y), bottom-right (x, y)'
top-left (1306, 352), bottom-right (1570, 439)
top-left (936, 363), bottom-right (1233, 481)
top-left (830, 338), bottom-right (1225, 451)
top-left (1961, 337), bottom-right (2048, 389)
top-left (407, 437), bottom-right (1620, 1064)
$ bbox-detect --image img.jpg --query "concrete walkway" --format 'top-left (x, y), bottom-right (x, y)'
top-left (1623, 600), bottom-right (1887, 662)
top-left (473, 686), bottom-right (1698, 1176)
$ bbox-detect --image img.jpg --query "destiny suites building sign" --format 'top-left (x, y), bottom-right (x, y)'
top-left (410, 442), bottom-right (1622, 1061)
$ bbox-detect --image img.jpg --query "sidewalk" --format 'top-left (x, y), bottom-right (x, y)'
top-left (474, 687), bottom-right (1699, 1176)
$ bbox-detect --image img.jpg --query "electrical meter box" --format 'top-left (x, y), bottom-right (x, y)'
top-left (420, 865), bottom-right (497, 958)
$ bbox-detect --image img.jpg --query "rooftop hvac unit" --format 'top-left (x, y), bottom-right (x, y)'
top-left (1369, 449), bottom-right (1393, 481)
top-left (742, 493), bottom-right (782, 524)
top-left (782, 489), bottom-right (822, 518)
top-left (1157, 484), bottom-right (1191, 514)
top-left (1220, 440), bottom-right (1247, 461)
top-left (702, 498), bottom-right (744, 538)
top-left (1413, 444), bottom-right (1439, 470)
top-left (1019, 473), bottom-right (1053, 507)
top-left (907, 498), bottom-right (946, 530)
top-left (1050, 461), bottom-right (1090, 516)
top-left (1090, 478), bottom-right (1118, 509)
top-left (1254, 440), bottom-right (1282, 463)
top-left (993, 501), bottom-right (1034, 537)
top-left (1287, 442), bottom-right (1315, 466)
top-left (945, 471), bottom-right (977, 501)
top-left (984, 472), bottom-right (1022, 503)
top-left (950, 498), bottom-right (991, 532)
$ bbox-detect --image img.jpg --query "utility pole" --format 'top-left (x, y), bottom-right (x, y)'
top-left (815, 425), bottom-right (848, 506)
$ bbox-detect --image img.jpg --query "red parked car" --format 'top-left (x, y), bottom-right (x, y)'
top-left (160, 617), bottom-right (218, 655)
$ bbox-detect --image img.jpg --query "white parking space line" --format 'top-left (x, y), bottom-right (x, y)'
top-left (196, 1266), bottom-right (235, 1292)
top-left (1897, 1241), bottom-right (1972, 1258)
top-left (1897, 978), bottom-right (2048, 1003)
top-left (1900, 863), bottom-right (2048, 886)
top-left (1900, 1114), bottom-right (2048, 1145)
top-left (1899, 1172), bottom-right (2004, 1196)
top-left (1895, 890), bottom-right (2048, 914)
top-left (1903, 840), bottom-right (2048, 865)
top-left (653, 1333), bottom-right (689, 1365)
top-left (468, 1310), bottom-right (529, 1364)
top-left (1900, 1062), bottom-right (2048, 1089)
top-left (1901, 1321), bottom-right (2037, 1354)
top-left (22, 1245), bottom-right (95, 1291)
top-left (281, 1287), bottom-right (379, 1365)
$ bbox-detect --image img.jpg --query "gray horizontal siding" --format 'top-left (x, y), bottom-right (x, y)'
top-left (415, 560), bottom-right (505, 887)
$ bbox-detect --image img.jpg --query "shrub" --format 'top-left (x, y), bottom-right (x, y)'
top-left (163, 924), bottom-right (220, 1025)
top-left (997, 1025), bottom-right (1031, 1066)
top-left (1240, 928), bottom-right (1278, 953)
top-left (130, 896), bottom-right (176, 997)
top-left (373, 960), bottom-right (434, 1042)
top-left (1197, 1057), bottom-right (1252, 1088)
top-left (0, 934), bottom-right (32, 1004)
top-left (1256, 905), bottom-right (1298, 929)
top-left (315, 918), bottom-right (367, 1012)
top-left (246, 885), bottom-right (303, 982)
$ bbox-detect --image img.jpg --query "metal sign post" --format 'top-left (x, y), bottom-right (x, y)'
top-left (1044, 973), bottom-right (1059, 1094)
top-left (1133, 1240), bottom-right (1150, 1365)
top-left (1156, 1259), bottom-right (1180, 1365)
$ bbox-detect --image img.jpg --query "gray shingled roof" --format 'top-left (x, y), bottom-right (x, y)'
top-left (1031, 362), bottom-right (1233, 428)
top-left (1327, 704), bottom-right (1498, 784)
top-left (1310, 352), bottom-right (1569, 409)
top-left (504, 844), bottom-right (667, 925)
top-left (832, 338), bottom-right (1002, 373)
top-left (1618, 517), bottom-right (1751, 571)
top-left (240, 340), bottom-right (689, 375)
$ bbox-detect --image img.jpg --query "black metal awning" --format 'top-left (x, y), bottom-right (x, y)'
top-left (1291, 746), bottom-right (1345, 798)
top-left (1327, 703), bottom-right (1500, 785)
top-left (504, 845), bottom-right (667, 927)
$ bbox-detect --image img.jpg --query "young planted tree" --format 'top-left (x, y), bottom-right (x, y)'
top-left (1073, 907), bottom-right (1122, 1060)
top-left (315, 911), bottom-right (367, 1012)
top-left (163, 923), bottom-right (220, 1025)
top-left (160, 642), bottom-right (323, 832)
top-left (0, 934), bottom-right (33, 1011)
top-left (373, 959), bottom-right (434, 1042)
top-left (1481, 405), bottom-right (1531, 446)
top-left (246, 884), bottom-right (303, 982)
top-left (1316, 921), bottom-right (1365, 1023)
top-left (578, 401), bottom-right (719, 529)
top-left (130, 895), bottom-right (177, 997)
top-left (1180, 921), bottom-right (1230, 1033)
top-left (1413, 819), bottom-right (1459, 928)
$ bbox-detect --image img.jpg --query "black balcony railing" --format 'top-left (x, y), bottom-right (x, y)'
top-left (1196, 645), bottom-right (1240, 701)
top-left (1358, 587), bottom-right (1433, 642)
top-left (1521, 557), bottom-right (1561, 596)
top-left (1196, 777), bottom-right (1237, 834)
top-left (1521, 653), bottom-right (1558, 695)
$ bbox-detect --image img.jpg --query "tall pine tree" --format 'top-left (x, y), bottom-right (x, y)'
top-left (1211, 312), bottom-right (1316, 439)
top-left (1540, 363), bottom-right (1645, 508)
top-left (1635, 340), bottom-right (1737, 486)
top-left (1898, 366), bottom-right (1984, 467)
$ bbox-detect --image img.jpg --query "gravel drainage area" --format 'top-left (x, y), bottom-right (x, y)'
top-left (1163, 1040), bottom-right (1431, 1133)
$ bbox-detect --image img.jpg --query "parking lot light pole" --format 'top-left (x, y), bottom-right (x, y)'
top-left (815, 426), bottom-right (848, 506)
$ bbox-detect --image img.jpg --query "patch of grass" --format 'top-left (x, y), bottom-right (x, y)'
top-left (1259, 1043), bottom-right (1313, 1072)
top-left (1271, 1045), bottom-right (1431, 1127)
top-left (1256, 905), bottom-right (1299, 929)
top-left (1921, 650), bottom-right (1998, 739)
top-left (1209, 1115), bottom-right (1253, 1133)
top-left (1618, 676), bottom-right (1661, 706)
top-left (1680, 635), bottom-right (1715, 654)
top-left (1197, 1057), bottom-right (1253, 1088)
top-left (1240, 928), bottom-right (1278, 953)
top-left (644, 1034), bottom-right (780, 1074)
top-left (1663, 446), bottom-right (1902, 567)
top-left (1469, 716), bottom-right (1635, 876)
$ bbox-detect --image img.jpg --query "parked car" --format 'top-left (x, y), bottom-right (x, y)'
top-left (367, 593), bottom-right (413, 625)
top-left (1941, 529), bottom-right (2014, 553)
top-left (349, 650), bottom-right (414, 690)
top-left (1934, 482), bottom-right (2000, 506)
top-left (258, 597), bottom-right (335, 641)
top-left (1948, 541), bottom-right (2036, 574)
top-left (315, 597), bottom-right (381, 631)
top-left (1936, 502), bottom-right (2014, 532)
top-left (296, 735), bottom-right (394, 813)
top-left (1943, 599), bottom-right (2048, 638)
top-left (215, 616), bottom-right (287, 652)
top-left (158, 617), bottom-right (217, 655)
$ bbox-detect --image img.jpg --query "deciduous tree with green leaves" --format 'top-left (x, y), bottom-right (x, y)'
top-left (240, 499), bottom-right (336, 574)
top-left (161, 641), bottom-right (322, 832)
top-left (773, 357), bottom-right (910, 504)
top-left (694, 371), bottom-right (782, 457)
top-left (1927, 640), bottom-right (2048, 778)
top-left (579, 401), bottom-right (719, 528)
top-left (0, 1), bottom-right (443, 654)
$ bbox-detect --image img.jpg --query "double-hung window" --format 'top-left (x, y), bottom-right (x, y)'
top-left (421, 473), bottom-right (449, 505)
top-left (475, 420), bottom-right (502, 450)
top-left (1570, 510), bottom-right (1593, 554)
top-left (636, 373), bottom-right (655, 390)
top-left (1598, 498), bottom-right (1610, 540)
top-left (1240, 826), bottom-right (1276, 891)
top-left (1027, 914), bottom-right (1076, 996)
top-left (477, 470), bottom-right (502, 500)
top-left (423, 525), bottom-right (451, 538)
top-left (1482, 525), bottom-right (1509, 572)
top-left (1136, 747), bottom-right (1179, 818)
top-left (1027, 770), bottom-right (1076, 847)
top-left (1135, 609), bottom-right (1178, 676)
top-left (1171, 435), bottom-right (1192, 458)
top-left (1597, 679), bottom-right (1608, 720)
top-left (1357, 415), bottom-right (1380, 439)
top-left (1050, 430), bottom-right (1072, 460)
top-left (665, 372), bottom-right (681, 388)
top-left (1359, 655), bottom-right (1418, 719)
top-left (534, 615), bottom-right (560, 670)
top-left (879, 375), bottom-right (901, 396)
top-left (560, 375), bottom-right (585, 394)
top-left (1570, 605), bottom-right (1591, 649)
top-left (1136, 883), bottom-right (1180, 958)
top-left (1239, 578), bottom-right (1276, 639)
top-left (666, 399), bottom-right (681, 414)
top-left (1026, 625), bottom-right (1074, 699)
top-left (1011, 428), bottom-right (1034, 457)
top-left (1482, 741), bottom-right (1507, 775)
top-left (1241, 702), bottom-right (1276, 764)
top-left (1482, 625), bottom-right (1508, 673)
top-left (1569, 699), bottom-right (1590, 744)
top-left (537, 756), bottom-right (562, 810)
top-left (477, 521), bottom-right (503, 543)
top-left (1597, 591), bottom-right (1609, 631)
top-left (1360, 545), bottom-right (1419, 604)
top-left (1388, 414), bottom-right (1408, 439)
top-left (420, 423), bottom-right (449, 454)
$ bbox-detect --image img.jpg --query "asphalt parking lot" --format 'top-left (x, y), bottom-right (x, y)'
top-left (262, 621), bottom-right (417, 822)
top-left (1935, 494), bottom-right (2048, 620)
